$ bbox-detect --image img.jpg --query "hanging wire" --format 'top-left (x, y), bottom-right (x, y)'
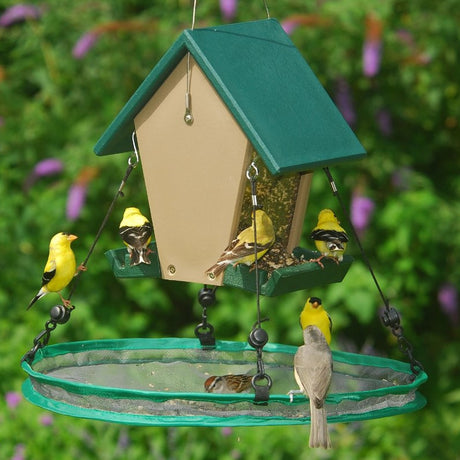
top-left (246, 161), bottom-right (261, 324)
top-left (323, 167), bottom-right (424, 378)
top-left (67, 133), bottom-right (139, 301)
top-left (191, 0), bottom-right (197, 29)
top-left (262, 0), bottom-right (270, 18)
top-left (184, 0), bottom-right (197, 125)
top-left (22, 134), bottom-right (140, 364)
top-left (246, 161), bottom-right (272, 402)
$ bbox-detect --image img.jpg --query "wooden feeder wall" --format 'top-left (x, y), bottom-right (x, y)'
top-left (135, 56), bottom-right (311, 285)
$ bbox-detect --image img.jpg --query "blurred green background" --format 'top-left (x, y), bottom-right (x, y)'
top-left (1, 0), bottom-right (459, 458)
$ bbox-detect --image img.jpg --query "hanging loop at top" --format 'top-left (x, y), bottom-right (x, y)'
top-left (246, 161), bottom-right (259, 181)
top-left (129, 131), bottom-right (140, 167)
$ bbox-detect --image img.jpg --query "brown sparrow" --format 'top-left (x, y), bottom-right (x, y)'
top-left (204, 374), bottom-right (253, 393)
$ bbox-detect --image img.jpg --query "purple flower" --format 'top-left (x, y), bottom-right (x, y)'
top-left (220, 0), bottom-right (237, 21)
top-left (39, 414), bottom-right (54, 426)
top-left (221, 426), bottom-right (233, 436)
top-left (24, 158), bottom-right (64, 191)
top-left (34, 158), bottom-right (64, 177)
top-left (6, 391), bottom-right (22, 409)
top-left (335, 78), bottom-right (356, 127)
top-left (376, 108), bottom-right (392, 137)
top-left (363, 40), bottom-right (382, 77)
top-left (66, 183), bottom-right (87, 221)
top-left (0, 4), bottom-right (41, 27)
top-left (72, 31), bottom-right (99, 59)
top-left (281, 20), bottom-right (299, 35)
top-left (363, 15), bottom-right (383, 78)
top-left (66, 166), bottom-right (98, 220)
top-left (351, 194), bottom-right (375, 237)
top-left (438, 283), bottom-right (458, 325)
top-left (11, 444), bottom-right (25, 460)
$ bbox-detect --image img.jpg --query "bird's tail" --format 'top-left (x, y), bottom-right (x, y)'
top-left (129, 248), bottom-right (151, 266)
top-left (205, 262), bottom-right (228, 278)
top-left (27, 289), bottom-right (46, 310)
top-left (309, 405), bottom-right (331, 449)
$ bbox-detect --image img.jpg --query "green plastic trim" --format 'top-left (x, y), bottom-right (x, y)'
top-left (104, 243), bottom-right (161, 278)
top-left (21, 378), bottom-right (426, 427)
top-left (223, 249), bottom-right (353, 296)
top-left (22, 338), bottom-right (427, 426)
top-left (104, 246), bottom-right (352, 295)
top-left (94, 19), bottom-right (365, 175)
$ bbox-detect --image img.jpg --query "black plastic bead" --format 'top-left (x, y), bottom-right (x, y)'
top-left (198, 288), bottom-right (216, 308)
top-left (381, 307), bottom-right (400, 328)
top-left (50, 305), bottom-right (72, 324)
top-left (248, 327), bottom-right (269, 349)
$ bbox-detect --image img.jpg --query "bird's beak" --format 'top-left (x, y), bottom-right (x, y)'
top-left (309, 297), bottom-right (322, 309)
top-left (67, 234), bottom-right (78, 242)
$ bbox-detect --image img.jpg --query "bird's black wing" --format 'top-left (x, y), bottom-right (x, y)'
top-left (41, 267), bottom-right (56, 287)
top-left (310, 229), bottom-right (349, 243)
top-left (119, 222), bottom-right (153, 248)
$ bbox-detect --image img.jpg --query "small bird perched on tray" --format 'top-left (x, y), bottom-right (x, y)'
top-left (204, 374), bottom-right (253, 393)
top-left (28, 232), bottom-right (81, 310)
top-left (206, 209), bottom-right (275, 279)
top-left (119, 207), bottom-right (153, 266)
top-left (294, 324), bottom-right (333, 449)
top-left (309, 208), bottom-right (348, 268)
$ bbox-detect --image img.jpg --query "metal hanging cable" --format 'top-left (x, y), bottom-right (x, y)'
top-left (323, 167), bottom-right (423, 378)
top-left (246, 161), bottom-right (272, 403)
top-left (22, 134), bottom-right (140, 364)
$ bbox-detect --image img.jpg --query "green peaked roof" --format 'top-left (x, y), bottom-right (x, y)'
top-left (94, 19), bottom-right (365, 175)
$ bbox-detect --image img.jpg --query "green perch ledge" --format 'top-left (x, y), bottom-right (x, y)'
top-left (105, 244), bottom-right (353, 297)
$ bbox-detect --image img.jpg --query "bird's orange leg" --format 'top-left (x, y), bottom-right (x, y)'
top-left (77, 263), bottom-right (87, 272)
top-left (308, 255), bottom-right (325, 269)
top-left (59, 293), bottom-right (73, 309)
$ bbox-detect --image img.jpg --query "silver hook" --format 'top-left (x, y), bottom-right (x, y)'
top-left (246, 161), bottom-right (259, 181)
top-left (129, 131), bottom-right (140, 167)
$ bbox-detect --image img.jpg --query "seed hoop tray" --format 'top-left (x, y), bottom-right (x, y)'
top-left (22, 338), bottom-right (427, 426)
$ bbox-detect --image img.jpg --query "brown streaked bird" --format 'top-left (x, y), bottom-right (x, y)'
top-left (206, 209), bottom-right (275, 278)
top-left (204, 374), bottom-right (253, 393)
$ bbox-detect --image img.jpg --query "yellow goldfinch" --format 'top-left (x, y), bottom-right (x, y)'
top-left (300, 297), bottom-right (332, 345)
top-left (119, 207), bottom-right (153, 266)
top-left (309, 209), bottom-right (348, 268)
top-left (28, 232), bottom-right (78, 310)
top-left (294, 325), bottom-right (333, 449)
top-left (206, 209), bottom-right (275, 278)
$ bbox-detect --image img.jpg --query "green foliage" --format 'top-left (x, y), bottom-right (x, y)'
top-left (1, 0), bottom-right (459, 458)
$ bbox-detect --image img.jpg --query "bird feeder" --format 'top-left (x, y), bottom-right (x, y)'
top-left (97, 18), bottom-right (365, 294)
top-left (22, 17), bottom-right (427, 429)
